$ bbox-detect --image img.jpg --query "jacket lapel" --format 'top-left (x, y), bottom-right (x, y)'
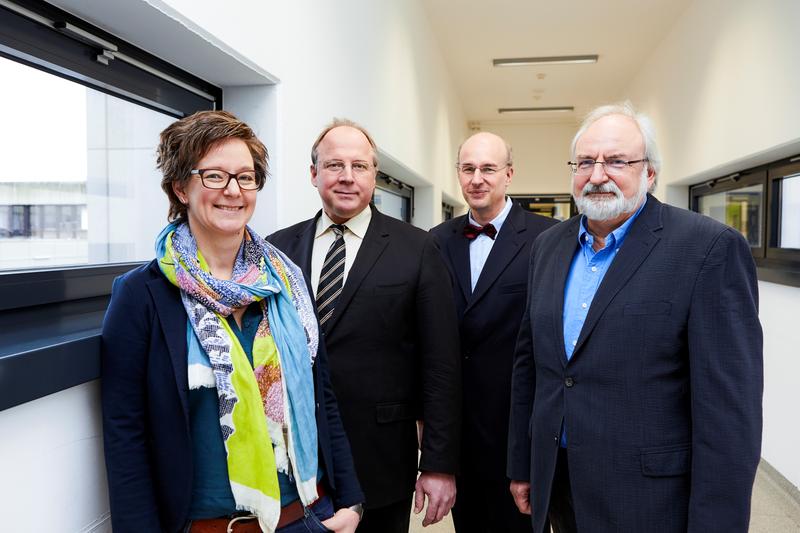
top-left (284, 215), bottom-right (318, 296)
top-left (444, 215), bottom-right (472, 302)
top-left (465, 204), bottom-right (527, 313)
top-left (146, 271), bottom-right (190, 425)
top-left (551, 218), bottom-right (580, 366)
top-left (572, 196), bottom-right (664, 360)
top-left (324, 206), bottom-right (390, 333)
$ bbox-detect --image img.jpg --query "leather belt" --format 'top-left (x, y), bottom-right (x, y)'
top-left (189, 483), bottom-right (327, 532)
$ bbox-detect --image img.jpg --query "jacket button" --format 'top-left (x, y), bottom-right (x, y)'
top-left (565, 377), bottom-right (574, 388)
top-left (464, 351), bottom-right (471, 360)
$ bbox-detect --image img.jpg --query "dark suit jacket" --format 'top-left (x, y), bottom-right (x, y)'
top-left (430, 203), bottom-right (556, 480)
top-left (508, 195), bottom-right (763, 533)
top-left (101, 260), bottom-right (364, 533)
top-left (268, 206), bottom-right (461, 509)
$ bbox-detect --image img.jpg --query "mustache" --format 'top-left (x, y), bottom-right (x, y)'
top-left (581, 181), bottom-right (622, 197)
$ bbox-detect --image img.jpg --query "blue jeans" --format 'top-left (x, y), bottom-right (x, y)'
top-left (276, 495), bottom-right (334, 533)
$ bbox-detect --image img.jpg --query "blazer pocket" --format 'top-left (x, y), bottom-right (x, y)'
top-left (374, 282), bottom-right (408, 296)
top-left (499, 282), bottom-right (527, 294)
top-left (624, 301), bottom-right (672, 316)
top-left (375, 402), bottom-right (416, 424)
top-left (640, 443), bottom-right (691, 477)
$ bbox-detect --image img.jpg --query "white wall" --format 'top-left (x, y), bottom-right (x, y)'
top-left (623, 0), bottom-right (800, 490)
top-left (0, 382), bottom-right (110, 532)
top-left (157, 0), bottom-right (467, 230)
top-left (482, 121), bottom-right (578, 195)
top-left (625, 0), bottom-right (800, 205)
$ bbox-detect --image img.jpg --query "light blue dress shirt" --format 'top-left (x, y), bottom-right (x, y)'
top-left (560, 198), bottom-right (647, 447)
top-left (468, 197), bottom-right (513, 291)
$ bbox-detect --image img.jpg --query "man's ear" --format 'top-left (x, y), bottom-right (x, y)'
top-left (506, 166), bottom-right (514, 186)
top-left (310, 164), bottom-right (318, 188)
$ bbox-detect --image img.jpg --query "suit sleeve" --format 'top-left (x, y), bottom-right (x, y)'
top-left (507, 241), bottom-right (537, 481)
top-left (416, 235), bottom-right (462, 475)
top-left (101, 276), bottom-right (163, 532)
top-left (316, 335), bottom-right (365, 508)
top-left (686, 228), bottom-right (763, 532)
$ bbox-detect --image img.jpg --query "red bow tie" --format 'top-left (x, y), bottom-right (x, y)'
top-left (463, 222), bottom-right (497, 240)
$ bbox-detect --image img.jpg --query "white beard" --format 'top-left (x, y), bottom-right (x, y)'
top-left (573, 169), bottom-right (648, 221)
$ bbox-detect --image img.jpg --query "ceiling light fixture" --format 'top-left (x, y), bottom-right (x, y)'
top-left (498, 106), bottom-right (574, 114)
top-left (493, 55), bottom-right (598, 67)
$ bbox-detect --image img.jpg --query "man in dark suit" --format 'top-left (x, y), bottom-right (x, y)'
top-left (430, 132), bottom-right (556, 532)
top-left (508, 102), bottom-right (763, 533)
top-left (268, 119), bottom-right (461, 532)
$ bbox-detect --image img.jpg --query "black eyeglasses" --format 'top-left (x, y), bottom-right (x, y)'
top-left (190, 169), bottom-right (261, 190)
top-left (567, 158), bottom-right (648, 176)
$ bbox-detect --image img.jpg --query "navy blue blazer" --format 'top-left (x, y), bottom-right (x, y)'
top-left (508, 195), bottom-right (763, 533)
top-left (430, 203), bottom-right (556, 480)
top-left (101, 259), bottom-right (363, 533)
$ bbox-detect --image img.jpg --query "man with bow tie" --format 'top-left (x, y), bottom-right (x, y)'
top-left (431, 132), bottom-right (556, 532)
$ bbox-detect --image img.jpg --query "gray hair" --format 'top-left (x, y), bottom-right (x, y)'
top-left (570, 101), bottom-right (661, 190)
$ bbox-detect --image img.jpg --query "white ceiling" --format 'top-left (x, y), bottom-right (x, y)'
top-left (422, 0), bottom-right (693, 125)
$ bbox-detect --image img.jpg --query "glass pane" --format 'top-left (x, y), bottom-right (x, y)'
top-left (374, 187), bottom-right (410, 222)
top-left (779, 173), bottom-right (800, 249)
top-left (697, 184), bottom-right (763, 247)
top-left (0, 55), bottom-right (174, 271)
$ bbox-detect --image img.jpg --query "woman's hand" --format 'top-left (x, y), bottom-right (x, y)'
top-left (321, 507), bottom-right (360, 532)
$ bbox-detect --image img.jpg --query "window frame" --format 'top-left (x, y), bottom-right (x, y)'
top-left (374, 171), bottom-right (414, 223)
top-left (0, 0), bottom-right (222, 411)
top-left (689, 156), bottom-right (800, 288)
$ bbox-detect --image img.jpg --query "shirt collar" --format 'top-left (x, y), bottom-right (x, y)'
top-left (315, 205), bottom-right (372, 239)
top-left (578, 196), bottom-right (648, 250)
top-left (468, 197), bottom-right (513, 232)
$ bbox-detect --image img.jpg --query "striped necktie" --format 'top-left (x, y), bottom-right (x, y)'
top-left (316, 224), bottom-right (346, 330)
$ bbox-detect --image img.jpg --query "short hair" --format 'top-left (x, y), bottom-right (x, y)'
top-left (456, 133), bottom-right (514, 166)
top-left (310, 118), bottom-right (379, 168)
top-left (570, 101), bottom-right (661, 189)
top-left (157, 110), bottom-right (268, 221)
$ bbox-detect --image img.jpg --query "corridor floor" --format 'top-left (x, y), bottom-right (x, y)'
top-left (409, 465), bottom-right (800, 532)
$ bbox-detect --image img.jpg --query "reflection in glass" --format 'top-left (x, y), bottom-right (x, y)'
top-left (697, 184), bottom-right (763, 247)
top-left (779, 174), bottom-right (800, 249)
top-left (0, 55), bottom-right (173, 271)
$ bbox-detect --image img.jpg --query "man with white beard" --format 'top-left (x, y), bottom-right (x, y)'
top-left (507, 102), bottom-right (763, 533)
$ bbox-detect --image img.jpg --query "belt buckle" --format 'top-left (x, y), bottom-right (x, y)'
top-left (226, 515), bottom-right (257, 533)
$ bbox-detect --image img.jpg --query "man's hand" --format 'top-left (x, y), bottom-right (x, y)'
top-left (509, 480), bottom-right (531, 515)
top-left (413, 472), bottom-right (456, 526)
top-left (321, 507), bottom-right (360, 533)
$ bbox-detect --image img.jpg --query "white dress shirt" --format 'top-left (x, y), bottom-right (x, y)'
top-left (310, 206), bottom-right (372, 297)
top-left (468, 197), bottom-right (513, 291)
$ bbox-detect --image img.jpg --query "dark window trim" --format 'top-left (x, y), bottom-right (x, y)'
top-left (0, 0), bottom-right (222, 117)
top-left (0, 262), bottom-right (142, 311)
top-left (689, 155), bottom-right (800, 288)
top-left (0, 0), bottom-right (221, 411)
top-left (690, 168), bottom-right (767, 259)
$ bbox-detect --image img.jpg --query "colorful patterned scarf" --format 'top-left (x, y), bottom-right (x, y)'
top-left (155, 221), bottom-right (319, 533)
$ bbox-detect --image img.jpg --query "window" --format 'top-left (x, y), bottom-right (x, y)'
top-left (690, 157), bottom-right (800, 287)
top-left (510, 194), bottom-right (576, 220)
top-left (373, 172), bottom-right (413, 223)
top-left (442, 202), bottom-right (455, 221)
top-left (0, 0), bottom-right (220, 411)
